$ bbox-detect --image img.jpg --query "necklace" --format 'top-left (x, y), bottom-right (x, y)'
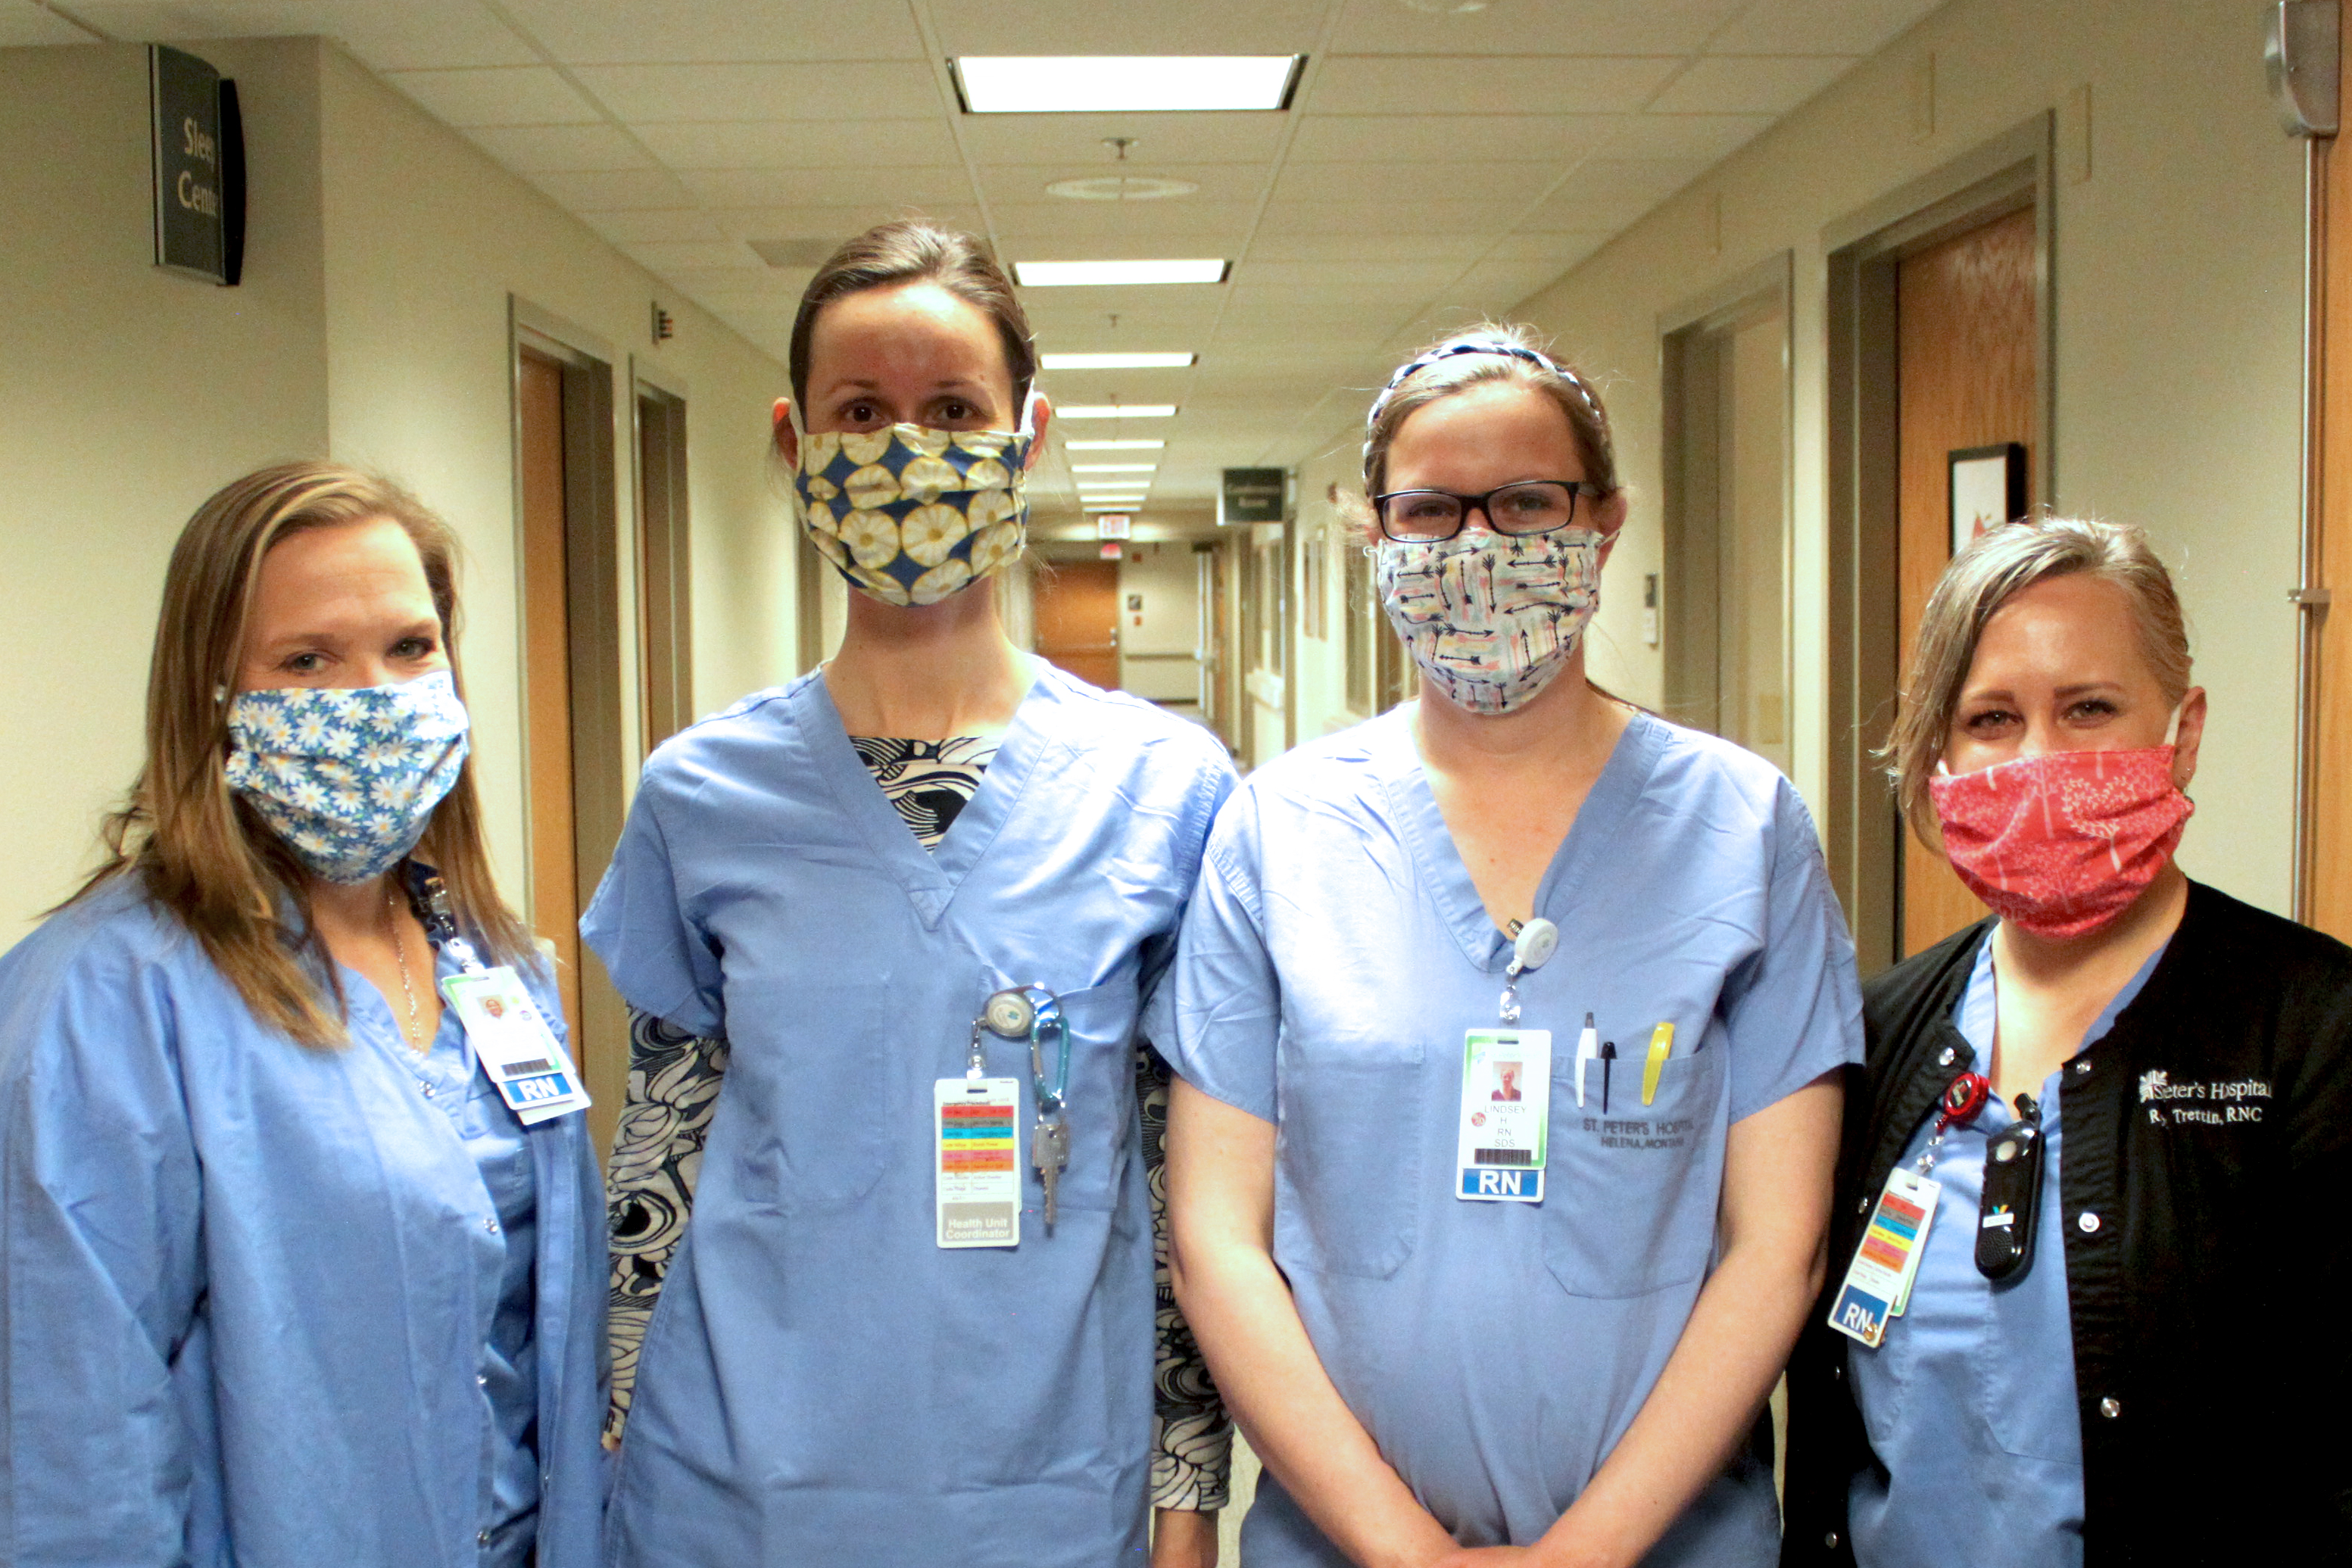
top-left (385, 887), bottom-right (426, 1052)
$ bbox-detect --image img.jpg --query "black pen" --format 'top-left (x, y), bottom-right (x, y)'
top-left (1601, 1041), bottom-right (1617, 1114)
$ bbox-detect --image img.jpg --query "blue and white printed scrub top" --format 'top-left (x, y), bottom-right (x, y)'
top-left (0, 878), bottom-right (609, 1568)
top-left (1847, 933), bottom-right (2164, 1568)
top-left (581, 666), bottom-right (1234, 1568)
top-left (1162, 708), bottom-right (1862, 1567)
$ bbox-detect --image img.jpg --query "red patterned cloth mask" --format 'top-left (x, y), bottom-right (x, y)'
top-left (1928, 734), bottom-right (2193, 940)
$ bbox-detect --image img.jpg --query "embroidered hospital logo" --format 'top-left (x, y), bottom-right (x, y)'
top-left (2138, 1069), bottom-right (2171, 1103)
top-left (2138, 1071), bottom-right (2271, 1127)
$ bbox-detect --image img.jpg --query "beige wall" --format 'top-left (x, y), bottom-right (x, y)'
top-left (1283, 0), bottom-right (2307, 918)
top-left (0, 39), bottom-right (329, 941)
top-left (0, 39), bottom-right (799, 946)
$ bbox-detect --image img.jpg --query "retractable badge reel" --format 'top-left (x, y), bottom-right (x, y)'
top-left (1458, 918), bottom-right (1559, 1203)
top-left (410, 870), bottom-right (591, 1124)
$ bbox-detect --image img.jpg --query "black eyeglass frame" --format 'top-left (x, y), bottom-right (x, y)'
top-left (1369, 480), bottom-right (1608, 542)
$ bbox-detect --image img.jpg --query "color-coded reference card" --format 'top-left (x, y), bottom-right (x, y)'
top-left (1828, 1167), bottom-right (1941, 1348)
top-left (935, 1076), bottom-right (1022, 1248)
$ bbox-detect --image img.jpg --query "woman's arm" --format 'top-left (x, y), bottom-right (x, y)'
top-left (604, 1005), bottom-right (729, 1446)
top-left (1436, 1074), bottom-right (1844, 1568)
top-left (1141, 1043), bottom-right (1228, 1566)
top-left (1168, 1078), bottom-right (1459, 1568)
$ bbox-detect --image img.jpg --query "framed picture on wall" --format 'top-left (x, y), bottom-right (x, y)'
top-left (1949, 442), bottom-right (2027, 556)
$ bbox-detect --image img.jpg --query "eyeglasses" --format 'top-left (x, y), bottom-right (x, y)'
top-left (1371, 481), bottom-right (1604, 542)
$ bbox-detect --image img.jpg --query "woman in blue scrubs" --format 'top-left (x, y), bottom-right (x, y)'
top-left (0, 463), bottom-right (607, 1567)
top-left (1163, 326), bottom-right (1861, 1567)
top-left (583, 220), bottom-right (1236, 1568)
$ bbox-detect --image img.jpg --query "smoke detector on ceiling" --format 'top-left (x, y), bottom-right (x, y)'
top-left (1046, 176), bottom-right (1200, 201)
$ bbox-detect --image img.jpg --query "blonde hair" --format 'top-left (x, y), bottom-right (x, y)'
top-left (1886, 516), bottom-right (2191, 849)
top-left (72, 462), bottom-right (533, 1046)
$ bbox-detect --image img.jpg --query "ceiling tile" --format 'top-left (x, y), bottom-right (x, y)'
top-left (1606, 111), bottom-right (1775, 160)
top-left (44, 0), bottom-right (535, 64)
top-left (1708, 0), bottom-right (1943, 56)
top-left (1485, 230), bottom-right (1614, 261)
top-left (926, 0), bottom-right (1326, 56)
top-left (1287, 112), bottom-right (1625, 165)
top-left (990, 199), bottom-right (1260, 242)
top-left (585, 207), bottom-right (728, 244)
top-left (1237, 258), bottom-right (1465, 291)
top-left (0, 0), bottom-right (96, 42)
top-left (385, 65), bottom-right (603, 126)
top-left (1645, 54), bottom-right (1854, 115)
top-left (464, 123), bottom-right (655, 171)
top-left (975, 162), bottom-right (1268, 207)
top-left (635, 119), bottom-right (958, 169)
top-left (1446, 257), bottom-right (1581, 311)
top-left (1256, 198), bottom-right (1516, 237)
top-left (1308, 55), bottom-right (1679, 117)
top-left (526, 167), bottom-right (701, 210)
top-left (497, 0), bottom-right (925, 64)
top-left (705, 202), bottom-right (987, 242)
top-left (1274, 159), bottom-right (1562, 206)
top-left (1330, 0), bottom-right (1746, 55)
top-left (623, 239), bottom-right (764, 271)
top-left (1245, 232), bottom-right (1491, 263)
top-left (1518, 157), bottom-right (1708, 231)
top-left (680, 164), bottom-right (975, 207)
top-left (575, 61), bottom-right (942, 121)
top-left (953, 111), bottom-right (1290, 167)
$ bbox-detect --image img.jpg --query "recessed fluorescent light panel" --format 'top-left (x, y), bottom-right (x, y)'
top-left (1042, 352), bottom-right (1195, 371)
top-left (953, 56), bottom-right (1302, 114)
top-left (1072, 463), bottom-right (1158, 472)
top-left (1015, 260), bottom-right (1228, 288)
top-left (1086, 503), bottom-right (1148, 512)
top-left (1065, 438), bottom-right (1165, 450)
top-left (1056, 405), bottom-right (1177, 419)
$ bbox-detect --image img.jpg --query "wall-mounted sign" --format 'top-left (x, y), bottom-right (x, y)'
top-left (151, 45), bottom-right (244, 285)
top-left (1220, 467), bottom-right (1287, 526)
top-left (1095, 513), bottom-right (1132, 540)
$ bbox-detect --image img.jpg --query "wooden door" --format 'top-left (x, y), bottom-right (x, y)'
top-left (1034, 560), bottom-right (1121, 689)
top-left (635, 383), bottom-right (691, 754)
top-left (1895, 206), bottom-right (2035, 955)
top-left (2304, 45), bottom-right (2352, 938)
top-left (517, 348), bottom-right (585, 1040)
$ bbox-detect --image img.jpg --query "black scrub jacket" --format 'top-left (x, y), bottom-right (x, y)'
top-left (1780, 881), bottom-right (2352, 1567)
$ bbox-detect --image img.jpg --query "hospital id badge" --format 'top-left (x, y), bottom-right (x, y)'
top-left (1456, 1029), bottom-right (1550, 1202)
top-left (935, 1077), bottom-right (1022, 1248)
top-left (1827, 1167), bottom-right (1941, 1348)
top-left (439, 966), bottom-right (592, 1124)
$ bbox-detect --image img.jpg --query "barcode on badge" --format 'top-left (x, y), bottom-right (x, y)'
top-left (1472, 1148), bottom-right (1534, 1165)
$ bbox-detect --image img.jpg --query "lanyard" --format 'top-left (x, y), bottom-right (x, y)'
top-left (404, 863), bottom-right (487, 976)
top-left (974, 984), bottom-right (1068, 1112)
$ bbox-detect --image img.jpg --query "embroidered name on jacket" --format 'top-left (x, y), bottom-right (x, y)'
top-left (2137, 1069), bottom-right (2270, 1124)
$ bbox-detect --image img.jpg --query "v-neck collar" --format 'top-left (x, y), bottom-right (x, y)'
top-left (1374, 706), bottom-right (1667, 973)
top-left (790, 667), bottom-right (1059, 931)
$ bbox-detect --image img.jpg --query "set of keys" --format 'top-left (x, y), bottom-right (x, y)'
top-left (983, 986), bottom-right (1071, 1232)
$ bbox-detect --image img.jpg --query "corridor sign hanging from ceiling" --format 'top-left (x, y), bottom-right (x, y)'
top-left (1220, 468), bottom-right (1288, 525)
top-left (151, 44), bottom-right (244, 285)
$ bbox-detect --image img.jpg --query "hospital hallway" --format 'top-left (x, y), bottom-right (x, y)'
top-left (10, 0), bottom-right (2352, 1236)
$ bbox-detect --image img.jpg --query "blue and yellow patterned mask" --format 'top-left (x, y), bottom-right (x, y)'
top-left (792, 415), bottom-right (1033, 608)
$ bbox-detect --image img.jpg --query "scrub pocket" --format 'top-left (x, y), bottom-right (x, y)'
top-left (1274, 1038), bottom-right (1424, 1280)
top-left (1543, 1043), bottom-right (1728, 1298)
top-left (726, 983), bottom-right (890, 1210)
top-left (1035, 972), bottom-right (1142, 1215)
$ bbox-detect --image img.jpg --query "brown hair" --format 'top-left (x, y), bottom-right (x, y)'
top-left (73, 462), bottom-right (533, 1047)
top-left (1358, 322), bottom-right (1620, 511)
top-left (1886, 516), bottom-right (2193, 849)
top-left (788, 219), bottom-right (1038, 410)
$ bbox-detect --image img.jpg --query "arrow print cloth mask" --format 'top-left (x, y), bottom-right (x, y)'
top-left (1377, 527), bottom-right (1605, 715)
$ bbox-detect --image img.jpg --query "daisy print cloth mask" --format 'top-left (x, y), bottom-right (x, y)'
top-left (223, 669), bottom-right (472, 884)
top-left (1928, 712), bottom-right (2193, 940)
top-left (791, 400), bottom-right (1036, 608)
top-left (1377, 528), bottom-right (1605, 715)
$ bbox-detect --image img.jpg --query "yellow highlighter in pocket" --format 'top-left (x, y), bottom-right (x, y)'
top-left (1640, 1021), bottom-right (1674, 1106)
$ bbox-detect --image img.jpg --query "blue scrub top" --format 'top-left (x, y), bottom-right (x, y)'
top-left (1847, 933), bottom-right (2164, 1568)
top-left (580, 666), bottom-right (1234, 1568)
top-left (1160, 708), bottom-right (1863, 1566)
top-left (0, 877), bottom-right (609, 1568)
